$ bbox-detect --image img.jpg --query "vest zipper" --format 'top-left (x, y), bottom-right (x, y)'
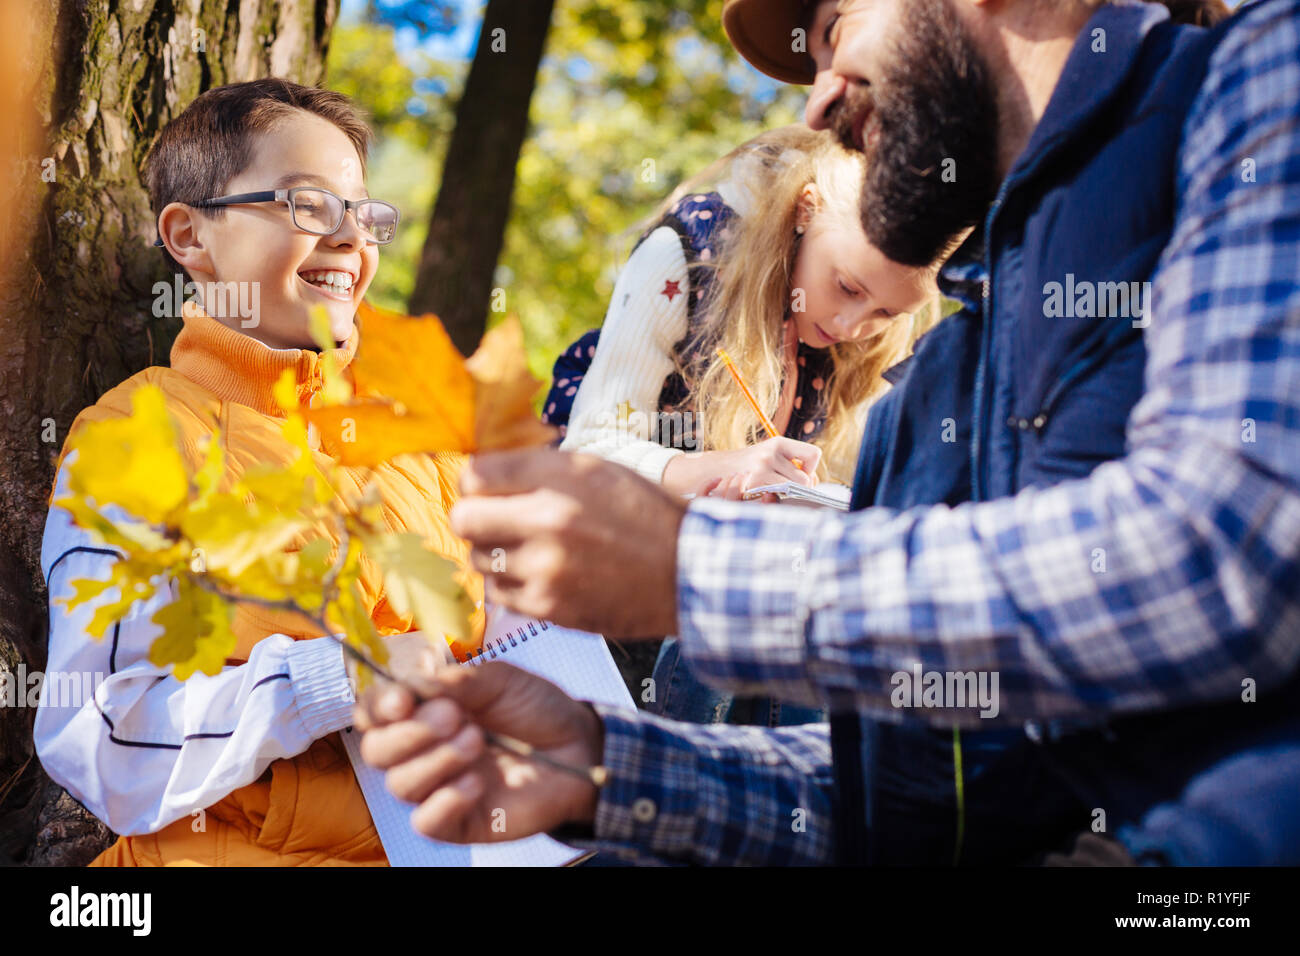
top-left (960, 179), bottom-right (1011, 867)
top-left (970, 181), bottom-right (1008, 505)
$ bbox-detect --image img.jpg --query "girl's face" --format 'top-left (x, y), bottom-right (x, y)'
top-left (787, 198), bottom-right (932, 349)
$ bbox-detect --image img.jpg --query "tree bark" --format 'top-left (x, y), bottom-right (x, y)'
top-left (408, 0), bottom-right (555, 355)
top-left (0, 0), bottom-right (339, 867)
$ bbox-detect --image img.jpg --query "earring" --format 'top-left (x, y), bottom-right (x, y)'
top-left (795, 224), bottom-right (805, 235)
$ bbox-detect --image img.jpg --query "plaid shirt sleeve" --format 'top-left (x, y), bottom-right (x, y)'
top-left (672, 0), bottom-right (1300, 727)
top-left (556, 706), bottom-right (834, 866)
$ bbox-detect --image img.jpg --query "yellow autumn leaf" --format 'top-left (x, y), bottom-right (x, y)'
top-left (224, 536), bottom-right (335, 610)
top-left (237, 464), bottom-right (324, 516)
top-left (327, 544), bottom-right (385, 668)
top-left (217, 553), bottom-right (306, 607)
top-left (234, 417), bottom-right (336, 515)
top-left (273, 368), bottom-right (300, 417)
top-left (308, 305), bottom-right (335, 352)
top-left (262, 415), bottom-right (340, 509)
top-left (307, 306), bottom-right (355, 406)
top-left (54, 494), bottom-right (179, 558)
top-left (180, 493), bottom-right (312, 578)
top-left (60, 570), bottom-right (159, 642)
top-left (86, 583), bottom-right (152, 640)
top-left (150, 577), bottom-right (237, 679)
top-left (60, 575), bottom-right (115, 609)
top-left (284, 537), bottom-right (337, 608)
top-left (363, 532), bottom-right (473, 644)
top-left (192, 434), bottom-right (226, 502)
top-left (65, 385), bottom-right (189, 525)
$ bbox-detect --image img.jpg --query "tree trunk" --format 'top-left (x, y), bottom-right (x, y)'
top-left (408, 0), bottom-right (555, 355)
top-left (0, 0), bottom-right (339, 867)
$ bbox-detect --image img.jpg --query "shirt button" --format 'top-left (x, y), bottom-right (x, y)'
top-left (631, 797), bottom-right (657, 823)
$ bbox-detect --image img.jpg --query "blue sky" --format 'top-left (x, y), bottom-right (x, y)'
top-left (340, 0), bottom-right (484, 60)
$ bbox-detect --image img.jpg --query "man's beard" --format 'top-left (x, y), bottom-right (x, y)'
top-left (828, 0), bottom-right (1000, 266)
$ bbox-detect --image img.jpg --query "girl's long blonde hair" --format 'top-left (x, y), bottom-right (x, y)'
top-left (666, 126), bottom-right (939, 482)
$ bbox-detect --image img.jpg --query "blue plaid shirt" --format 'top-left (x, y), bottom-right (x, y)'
top-left (567, 0), bottom-right (1300, 866)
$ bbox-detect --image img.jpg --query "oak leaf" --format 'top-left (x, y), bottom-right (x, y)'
top-left (361, 531), bottom-right (474, 644)
top-left (465, 315), bottom-right (559, 451)
top-left (65, 385), bottom-right (189, 524)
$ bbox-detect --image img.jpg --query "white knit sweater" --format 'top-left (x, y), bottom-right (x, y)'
top-left (559, 180), bottom-right (752, 482)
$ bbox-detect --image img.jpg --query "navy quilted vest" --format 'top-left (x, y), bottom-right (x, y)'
top-left (834, 1), bottom-right (1237, 864)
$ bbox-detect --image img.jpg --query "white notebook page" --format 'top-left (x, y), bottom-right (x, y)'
top-left (342, 610), bottom-right (635, 866)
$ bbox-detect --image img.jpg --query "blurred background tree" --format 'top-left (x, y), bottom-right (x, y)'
top-left (331, 0), bottom-right (806, 373)
top-left (408, 0), bottom-right (558, 355)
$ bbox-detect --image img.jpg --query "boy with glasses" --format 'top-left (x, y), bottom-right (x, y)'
top-left (34, 78), bottom-right (478, 867)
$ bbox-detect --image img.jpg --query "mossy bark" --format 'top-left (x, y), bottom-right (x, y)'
top-left (0, 0), bottom-right (338, 867)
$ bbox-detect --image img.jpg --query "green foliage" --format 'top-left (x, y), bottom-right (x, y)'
top-left (327, 21), bottom-right (459, 310)
top-left (328, 21), bottom-right (460, 148)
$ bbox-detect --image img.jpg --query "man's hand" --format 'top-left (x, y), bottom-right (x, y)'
top-left (346, 631), bottom-right (456, 699)
top-left (354, 662), bottom-right (605, 844)
top-left (451, 448), bottom-right (686, 637)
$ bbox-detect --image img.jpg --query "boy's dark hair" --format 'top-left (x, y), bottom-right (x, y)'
top-left (145, 78), bottom-right (372, 269)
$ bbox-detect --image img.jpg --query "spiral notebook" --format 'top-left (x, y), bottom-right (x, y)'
top-left (341, 609), bottom-right (635, 866)
top-left (742, 481), bottom-right (852, 510)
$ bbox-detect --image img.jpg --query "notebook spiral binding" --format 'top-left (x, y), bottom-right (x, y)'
top-left (463, 619), bottom-right (551, 665)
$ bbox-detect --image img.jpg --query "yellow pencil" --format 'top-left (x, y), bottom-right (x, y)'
top-left (716, 347), bottom-right (806, 475)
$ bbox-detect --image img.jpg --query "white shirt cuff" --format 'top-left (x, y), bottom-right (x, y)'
top-left (624, 443), bottom-right (686, 484)
top-left (286, 637), bottom-right (356, 739)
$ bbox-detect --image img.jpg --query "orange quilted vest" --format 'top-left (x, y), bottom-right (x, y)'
top-left (64, 301), bottom-right (484, 866)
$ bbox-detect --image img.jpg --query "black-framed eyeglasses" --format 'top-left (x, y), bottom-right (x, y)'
top-left (152, 187), bottom-right (401, 247)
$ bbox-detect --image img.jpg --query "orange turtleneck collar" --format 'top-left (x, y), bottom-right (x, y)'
top-left (169, 300), bottom-right (359, 417)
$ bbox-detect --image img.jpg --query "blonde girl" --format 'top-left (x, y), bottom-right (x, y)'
top-left (544, 126), bottom-right (939, 497)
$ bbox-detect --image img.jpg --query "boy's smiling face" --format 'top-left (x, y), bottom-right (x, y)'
top-left (171, 109), bottom-right (379, 350)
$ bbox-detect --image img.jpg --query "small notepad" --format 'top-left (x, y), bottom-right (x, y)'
top-left (341, 609), bottom-right (635, 866)
top-left (743, 481), bottom-right (852, 510)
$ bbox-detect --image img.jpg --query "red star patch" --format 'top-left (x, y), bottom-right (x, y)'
top-left (661, 279), bottom-right (682, 302)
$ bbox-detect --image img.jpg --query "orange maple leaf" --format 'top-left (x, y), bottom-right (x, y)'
top-left (465, 313), bottom-right (563, 452)
top-left (305, 302), bottom-right (556, 465)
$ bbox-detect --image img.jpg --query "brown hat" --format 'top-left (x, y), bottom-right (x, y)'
top-left (723, 0), bottom-right (819, 86)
